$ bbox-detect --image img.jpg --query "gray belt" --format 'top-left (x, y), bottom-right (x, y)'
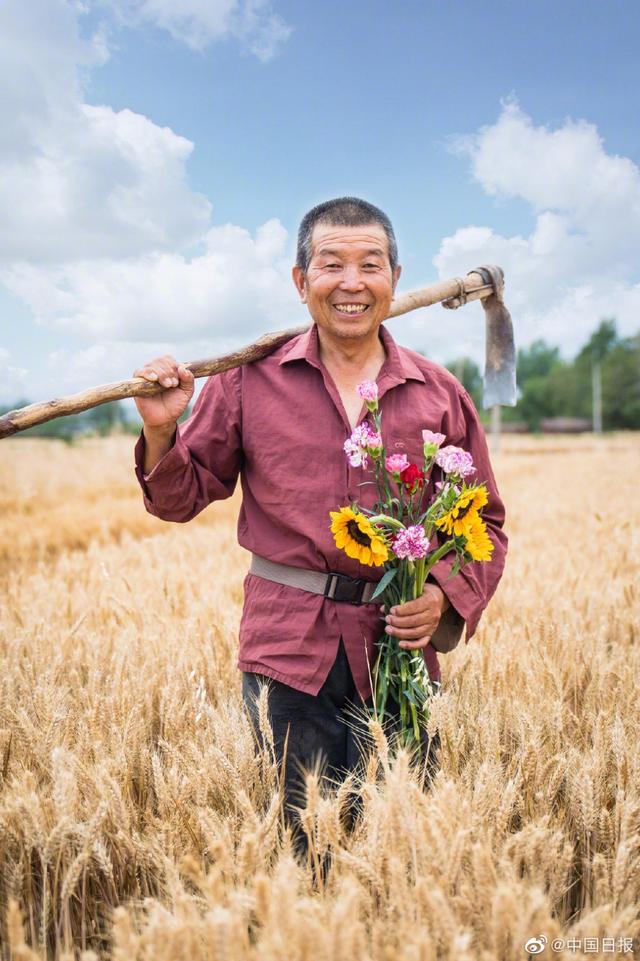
top-left (250, 554), bottom-right (380, 605)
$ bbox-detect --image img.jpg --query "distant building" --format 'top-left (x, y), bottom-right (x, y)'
top-left (498, 421), bottom-right (529, 434)
top-left (482, 417), bottom-right (593, 435)
top-left (539, 417), bottom-right (592, 433)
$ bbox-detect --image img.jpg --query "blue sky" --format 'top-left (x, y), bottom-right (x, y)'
top-left (1, 0), bottom-right (639, 403)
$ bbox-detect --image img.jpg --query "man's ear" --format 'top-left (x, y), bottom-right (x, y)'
top-left (291, 265), bottom-right (307, 303)
top-left (391, 264), bottom-right (402, 294)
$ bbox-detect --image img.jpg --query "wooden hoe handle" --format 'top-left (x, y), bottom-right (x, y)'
top-left (0, 271), bottom-right (493, 439)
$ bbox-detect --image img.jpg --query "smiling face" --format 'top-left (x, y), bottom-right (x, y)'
top-left (291, 222), bottom-right (401, 345)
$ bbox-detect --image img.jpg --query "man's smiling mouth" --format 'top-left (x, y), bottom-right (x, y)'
top-left (332, 303), bottom-right (369, 314)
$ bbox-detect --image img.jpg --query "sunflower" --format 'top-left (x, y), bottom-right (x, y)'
top-left (434, 484), bottom-right (489, 537)
top-left (329, 506), bottom-right (389, 567)
top-left (462, 512), bottom-right (494, 562)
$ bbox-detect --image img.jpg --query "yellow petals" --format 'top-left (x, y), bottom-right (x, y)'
top-left (329, 506), bottom-right (389, 567)
top-left (462, 513), bottom-right (494, 562)
top-left (435, 485), bottom-right (489, 537)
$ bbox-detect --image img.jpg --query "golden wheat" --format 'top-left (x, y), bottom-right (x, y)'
top-left (1, 433), bottom-right (639, 960)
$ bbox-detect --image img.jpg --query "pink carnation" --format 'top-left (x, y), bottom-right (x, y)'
top-left (385, 453), bottom-right (409, 474)
top-left (392, 525), bottom-right (430, 561)
top-left (435, 445), bottom-right (476, 478)
top-left (365, 430), bottom-right (383, 451)
top-left (422, 430), bottom-right (446, 449)
top-left (344, 421), bottom-right (382, 467)
top-left (353, 422), bottom-right (382, 449)
top-left (344, 440), bottom-right (368, 468)
top-left (357, 380), bottom-right (379, 403)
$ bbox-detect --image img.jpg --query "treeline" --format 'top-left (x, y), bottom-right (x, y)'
top-left (446, 320), bottom-right (640, 431)
top-left (0, 399), bottom-right (142, 441)
top-left (0, 399), bottom-right (193, 441)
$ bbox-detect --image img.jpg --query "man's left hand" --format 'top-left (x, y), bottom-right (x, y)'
top-left (383, 583), bottom-right (450, 650)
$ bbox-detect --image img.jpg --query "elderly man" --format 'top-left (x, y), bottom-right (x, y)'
top-left (133, 197), bottom-right (507, 845)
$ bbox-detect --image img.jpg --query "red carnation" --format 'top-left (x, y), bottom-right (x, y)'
top-left (399, 463), bottom-right (425, 492)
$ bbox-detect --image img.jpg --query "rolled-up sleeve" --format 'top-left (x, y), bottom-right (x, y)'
top-left (429, 385), bottom-right (508, 642)
top-left (134, 367), bottom-right (243, 523)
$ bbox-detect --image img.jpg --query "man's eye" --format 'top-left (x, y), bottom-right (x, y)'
top-left (363, 263), bottom-right (382, 270)
top-left (325, 263), bottom-right (341, 270)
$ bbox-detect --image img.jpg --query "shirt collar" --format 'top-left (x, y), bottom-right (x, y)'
top-left (278, 324), bottom-right (319, 367)
top-left (377, 324), bottom-right (426, 386)
top-left (279, 323), bottom-right (426, 385)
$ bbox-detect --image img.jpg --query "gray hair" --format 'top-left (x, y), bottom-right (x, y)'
top-left (296, 196), bottom-right (398, 273)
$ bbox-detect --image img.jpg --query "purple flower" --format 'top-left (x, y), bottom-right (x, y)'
top-left (435, 445), bottom-right (476, 478)
top-left (344, 421), bottom-right (382, 468)
top-left (357, 380), bottom-right (379, 403)
top-left (344, 440), bottom-right (368, 468)
top-left (391, 525), bottom-right (430, 561)
top-left (355, 422), bottom-right (382, 449)
top-left (385, 453), bottom-right (410, 474)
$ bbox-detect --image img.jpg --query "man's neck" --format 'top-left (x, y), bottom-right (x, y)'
top-left (316, 326), bottom-right (386, 382)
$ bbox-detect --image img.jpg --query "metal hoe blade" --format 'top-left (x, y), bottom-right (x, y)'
top-left (480, 264), bottom-right (517, 408)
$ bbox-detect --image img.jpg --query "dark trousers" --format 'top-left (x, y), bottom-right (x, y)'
top-left (242, 638), bottom-right (441, 856)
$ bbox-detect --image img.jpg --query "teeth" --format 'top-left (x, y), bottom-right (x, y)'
top-left (335, 304), bottom-right (368, 314)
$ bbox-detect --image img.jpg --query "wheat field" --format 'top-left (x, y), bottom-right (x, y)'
top-left (0, 433), bottom-right (639, 961)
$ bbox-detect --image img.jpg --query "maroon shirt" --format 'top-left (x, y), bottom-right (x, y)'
top-left (134, 324), bottom-right (507, 700)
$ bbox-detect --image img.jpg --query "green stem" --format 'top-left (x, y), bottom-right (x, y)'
top-left (369, 513), bottom-right (405, 530)
top-left (399, 561), bottom-right (410, 602)
top-left (372, 410), bottom-right (394, 510)
top-left (410, 701), bottom-right (420, 743)
top-left (423, 538), bottom-right (456, 578)
top-left (398, 478), bottom-right (406, 519)
top-left (372, 458), bottom-right (385, 513)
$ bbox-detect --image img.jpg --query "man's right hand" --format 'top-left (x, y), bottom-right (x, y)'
top-left (133, 356), bottom-right (195, 474)
top-left (133, 355), bottom-right (195, 430)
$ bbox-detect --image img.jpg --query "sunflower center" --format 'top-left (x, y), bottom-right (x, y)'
top-left (456, 501), bottom-right (474, 521)
top-left (347, 520), bottom-right (372, 547)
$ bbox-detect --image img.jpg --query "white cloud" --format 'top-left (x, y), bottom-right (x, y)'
top-left (435, 100), bottom-right (640, 357)
top-left (4, 219), bottom-right (300, 342)
top-left (105, 0), bottom-right (292, 59)
top-left (0, 103), bottom-right (211, 264)
top-left (46, 333), bottom-right (259, 398)
top-left (0, 0), bottom-right (296, 406)
top-left (0, 0), bottom-right (297, 373)
top-left (0, 0), bottom-right (211, 265)
top-left (0, 349), bottom-right (28, 404)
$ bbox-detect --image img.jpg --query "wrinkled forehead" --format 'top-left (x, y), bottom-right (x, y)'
top-left (309, 222), bottom-right (391, 260)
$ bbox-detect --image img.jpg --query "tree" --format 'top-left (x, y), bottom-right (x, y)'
top-left (576, 319), bottom-right (619, 365)
top-left (602, 334), bottom-right (640, 428)
top-left (517, 339), bottom-right (562, 385)
top-left (575, 319), bottom-right (620, 430)
top-left (445, 357), bottom-right (483, 411)
top-left (85, 401), bottom-right (125, 436)
top-left (1, 398), bottom-right (131, 439)
top-left (512, 340), bottom-right (566, 430)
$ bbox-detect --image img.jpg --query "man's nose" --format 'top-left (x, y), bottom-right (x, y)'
top-left (339, 265), bottom-right (365, 290)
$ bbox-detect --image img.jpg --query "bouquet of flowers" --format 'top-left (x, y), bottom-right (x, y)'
top-left (329, 380), bottom-right (494, 749)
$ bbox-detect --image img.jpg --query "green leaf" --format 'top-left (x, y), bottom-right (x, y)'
top-left (371, 567), bottom-right (398, 599)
